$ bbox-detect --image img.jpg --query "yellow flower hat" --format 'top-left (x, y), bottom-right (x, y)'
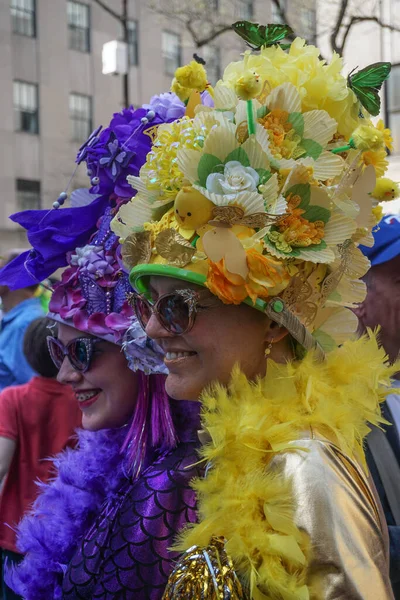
top-left (111, 28), bottom-right (393, 357)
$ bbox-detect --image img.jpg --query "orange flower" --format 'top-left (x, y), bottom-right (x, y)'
top-left (206, 259), bottom-right (247, 304)
top-left (258, 109), bottom-right (301, 159)
top-left (206, 250), bottom-right (290, 305)
top-left (246, 249), bottom-right (291, 303)
top-left (273, 192), bottom-right (325, 249)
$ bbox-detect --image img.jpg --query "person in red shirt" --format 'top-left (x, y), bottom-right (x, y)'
top-left (0, 317), bottom-right (81, 599)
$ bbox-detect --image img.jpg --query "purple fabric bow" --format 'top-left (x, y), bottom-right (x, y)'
top-left (0, 195), bottom-right (110, 290)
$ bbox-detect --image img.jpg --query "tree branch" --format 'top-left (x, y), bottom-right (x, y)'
top-left (330, 0), bottom-right (349, 55)
top-left (270, 0), bottom-right (296, 41)
top-left (195, 25), bottom-right (233, 47)
top-left (339, 13), bottom-right (400, 56)
top-left (91, 0), bottom-right (123, 23)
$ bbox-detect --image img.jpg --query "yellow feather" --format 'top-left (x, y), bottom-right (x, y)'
top-left (172, 333), bottom-right (398, 599)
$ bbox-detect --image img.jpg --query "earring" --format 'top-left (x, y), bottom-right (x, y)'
top-left (265, 340), bottom-right (273, 356)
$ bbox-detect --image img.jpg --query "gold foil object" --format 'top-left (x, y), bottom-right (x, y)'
top-left (210, 206), bottom-right (282, 229)
top-left (121, 231), bottom-right (152, 269)
top-left (142, 124), bottom-right (160, 143)
top-left (265, 298), bottom-right (325, 361)
top-left (164, 432), bottom-right (394, 600)
top-left (162, 537), bottom-right (246, 600)
top-left (155, 228), bottom-right (196, 267)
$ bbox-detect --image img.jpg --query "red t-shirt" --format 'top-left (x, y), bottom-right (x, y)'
top-left (0, 377), bottom-right (81, 552)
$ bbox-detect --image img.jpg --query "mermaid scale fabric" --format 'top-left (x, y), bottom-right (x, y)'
top-left (61, 441), bottom-right (201, 599)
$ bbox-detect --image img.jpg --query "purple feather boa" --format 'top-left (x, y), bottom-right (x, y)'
top-left (6, 426), bottom-right (129, 599)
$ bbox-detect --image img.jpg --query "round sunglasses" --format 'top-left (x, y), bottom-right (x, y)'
top-left (128, 289), bottom-right (220, 335)
top-left (47, 336), bottom-right (102, 373)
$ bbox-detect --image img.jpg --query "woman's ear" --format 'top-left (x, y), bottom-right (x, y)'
top-left (264, 319), bottom-right (289, 344)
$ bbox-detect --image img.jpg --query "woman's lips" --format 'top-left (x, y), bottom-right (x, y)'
top-left (75, 389), bottom-right (102, 408)
top-left (164, 351), bottom-right (197, 367)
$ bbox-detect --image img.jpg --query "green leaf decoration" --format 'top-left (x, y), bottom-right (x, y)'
top-left (312, 329), bottom-right (336, 353)
top-left (302, 205), bottom-right (331, 224)
top-left (285, 183), bottom-right (310, 209)
top-left (288, 112), bottom-right (304, 137)
top-left (197, 154), bottom-right (224, 187)
top-left (255, 168), bottom-right (272, 185)
top-left (224, 147), bottom-right (251, 167)
top-left (301, 139), bottom-right (323, 160)
top-left (257, 106), bottom-right (269, 119)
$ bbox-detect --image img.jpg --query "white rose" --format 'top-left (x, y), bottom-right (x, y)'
top-left (206, 160), bottom-right (259, 196)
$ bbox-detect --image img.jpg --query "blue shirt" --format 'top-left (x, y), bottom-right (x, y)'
top-left (0, 298), bottom-right (44, 391)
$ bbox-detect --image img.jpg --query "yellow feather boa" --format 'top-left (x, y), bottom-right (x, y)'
top-left (172, 334), bottom-right (398, 600)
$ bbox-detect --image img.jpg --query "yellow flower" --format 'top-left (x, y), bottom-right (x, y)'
top-left (222, 39), bottom-right (359, 138)
top-left (352, 123), bottom-right (384, 152)
top-left (175, 60), bottom-right (208, 92)
top-left (372, 205), bottom-right (383, 224)
top-left (376, 119), bottom-right (394, 151)
top-left (171, 78), bottom-right (192, 102)
top-left (362, 149), bottom-right (389, 178)
top-left (139, 118), bottom-right (206, 200)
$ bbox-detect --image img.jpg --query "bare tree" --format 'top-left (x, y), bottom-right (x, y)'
top-left (322, 0), bottom-right (400, 57)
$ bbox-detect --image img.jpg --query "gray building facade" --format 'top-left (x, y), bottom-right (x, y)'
top-left (0, 0), bottom-right (316, 255)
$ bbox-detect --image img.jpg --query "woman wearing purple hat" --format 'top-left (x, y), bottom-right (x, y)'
top-left (0, 95), bottom-right (203, 600)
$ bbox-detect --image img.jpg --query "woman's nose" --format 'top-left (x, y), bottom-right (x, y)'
top-left (57, 356), bottom-right (82, 385)
top-left (145, 313), bottom-right (174, 340)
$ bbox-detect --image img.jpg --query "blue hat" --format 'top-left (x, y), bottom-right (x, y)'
top-left (360, 214), bottom-right (400, 266)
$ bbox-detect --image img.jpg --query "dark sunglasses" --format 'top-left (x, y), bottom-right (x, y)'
top-left (128, 289), bottom-right (220, 335)
top-left (46, 336), bottom-right (102, 373)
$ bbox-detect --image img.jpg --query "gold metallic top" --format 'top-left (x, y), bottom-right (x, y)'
top-left (164, 429), bottom-right (394, 600)
top-left (268, 429), bottom-right (393, 599)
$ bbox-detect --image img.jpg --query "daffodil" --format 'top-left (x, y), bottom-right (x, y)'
top-left (222, 38), bottom-right (359, 138)
top-left (362, 148), bottom-right (389, 178)
top-left (376, 119), bottom-right (393, 151)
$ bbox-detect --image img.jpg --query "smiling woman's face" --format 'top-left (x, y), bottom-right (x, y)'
top-left (56, 323), bottom-right (139, 430)
top-left (143, 277), bottom-right (272, 401)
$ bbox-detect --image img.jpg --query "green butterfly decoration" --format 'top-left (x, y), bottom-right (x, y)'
top-left (347, 62), bottom-right (391, 116)
top-left (232, 21), bottom-right (293, 51)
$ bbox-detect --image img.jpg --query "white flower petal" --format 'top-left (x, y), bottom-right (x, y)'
top-left (302, 110), bottom-right (338, 147)
top-left (313, 152), bottom-right (344, 180)
top-left (266, 82), bottom-right (302, 113)
top-left (206, 173), bottom-right (225, 194)
top-left (177, 148), bottom-right (202, 184)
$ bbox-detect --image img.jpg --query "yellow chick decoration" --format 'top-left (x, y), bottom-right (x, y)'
top-left (234, 69), bottom-right (263, 101)
top-left (174, 186), bottom-right (215, 232)
top-left (371, 177), bottom-right (400, 201)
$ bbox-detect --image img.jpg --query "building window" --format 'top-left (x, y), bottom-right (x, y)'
top-left (67, 1), bottom-right (90, 53)
top-left (16, 179), bottom-right (41, 211)
top-left (127, 20), bottom-right (138, 66)
top-left (388, 65), bottom-right (400, 153)
top-left (237, 0), bottom-right (253, 20)
top-left (203, 46), bottom-right (221, 85)
top-left (13, 81), bottom-right (39, 134)
top-left (11, 0), bottom-right (36, 37)
top-left (300, 7), bottom-right (317, 44)
top-left (69, 93), bottom-right (92, 142)
top-left (162, 31), bottom-right (181, 76)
